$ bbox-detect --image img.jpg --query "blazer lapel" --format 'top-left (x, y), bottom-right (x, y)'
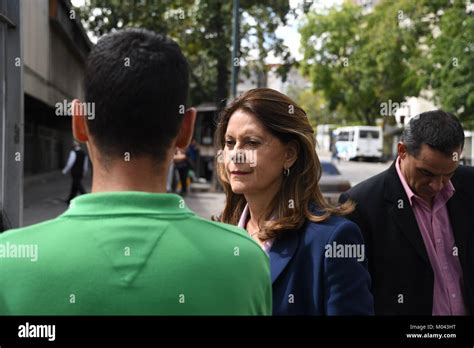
top-left (384, 161), bottom-right (430, 265)
top-left (269, 230), bottom-right (300, 284)
top-left (389, 202), bottom-right (430, 264)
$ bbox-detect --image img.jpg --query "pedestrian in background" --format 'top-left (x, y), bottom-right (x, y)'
top-left (331, 136), bottom-right (340, 163)
top-left (173, 147), bottom-right (189, 196)
top-left (186, 138), bottom-right (199, 181)
top-left (62, 140), bottom-right (88, 204)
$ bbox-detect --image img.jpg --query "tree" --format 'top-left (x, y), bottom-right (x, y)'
top-left (299, 0), bottom-right (474, 127)
top-left (76, 0), bottom-right (292, 106)
top-left (287, 84), bottom-right (345, 128)
top-left (299, 1), bottom-right (424, 125)
top-left (424, 2), bottom-right (474, 127)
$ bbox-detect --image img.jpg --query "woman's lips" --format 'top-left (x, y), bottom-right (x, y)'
top-left (231, 171), bottom-right (251, 175)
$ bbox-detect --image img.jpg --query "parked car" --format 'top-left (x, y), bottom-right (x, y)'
top-left (319, 161), bottom-right (351, 204)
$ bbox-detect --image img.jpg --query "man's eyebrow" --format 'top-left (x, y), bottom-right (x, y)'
top-left (418, 167), bottom-right (457, 176)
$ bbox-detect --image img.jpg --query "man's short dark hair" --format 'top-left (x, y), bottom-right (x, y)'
top-left (84, 28), bottom-right (189, 162)
top-left (401, 110), bottom-right (465, 157)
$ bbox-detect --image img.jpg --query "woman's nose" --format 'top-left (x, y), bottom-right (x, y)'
top-left (230, 149), bottom-right (247, 164)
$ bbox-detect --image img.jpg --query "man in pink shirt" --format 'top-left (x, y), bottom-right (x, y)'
top-left (340, 110), bottom-right (474, 315)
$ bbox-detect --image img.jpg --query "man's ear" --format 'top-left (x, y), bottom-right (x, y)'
top-left (175, 107), bottom-right (197, 148)
top-left (397, 142), bottom-right (407, 159)
top-left (72, 99), bottom-right (90, 143)
top-left (285, 140), bottom-right (299, 168)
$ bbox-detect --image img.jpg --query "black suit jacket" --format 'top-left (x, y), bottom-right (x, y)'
top-left (339, 161), bottom-right (474, 315)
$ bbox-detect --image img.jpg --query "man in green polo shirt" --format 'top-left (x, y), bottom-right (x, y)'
top-left (0, 28), bottom-right (271, 315)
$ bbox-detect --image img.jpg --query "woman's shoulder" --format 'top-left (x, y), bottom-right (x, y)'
top-left (298, 211), bottom-right (363, 246)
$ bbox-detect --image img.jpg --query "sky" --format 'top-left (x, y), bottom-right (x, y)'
top-left (271, 0), bottom-right (341, 62)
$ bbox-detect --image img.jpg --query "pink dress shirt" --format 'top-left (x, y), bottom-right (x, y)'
top-left (396, 157), bottom-right (466, 315)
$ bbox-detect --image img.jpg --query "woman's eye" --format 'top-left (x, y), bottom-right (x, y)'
top-left (225, 140), bottom-right (235, 146)
top-left (248, 141), bottom-right (259, 146)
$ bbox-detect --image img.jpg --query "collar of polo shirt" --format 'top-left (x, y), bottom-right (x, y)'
top-left (61, 192), bottom-right (194, 217)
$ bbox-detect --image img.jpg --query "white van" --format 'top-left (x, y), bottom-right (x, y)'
top-left (334, 126), bottom-right (383, 161)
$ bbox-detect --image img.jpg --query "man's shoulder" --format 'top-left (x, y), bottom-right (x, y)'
top-left (452, 165), bottom-right (474, 192)
top-left (0, 218), bottom-right (64, 243)
top-left (1, 214), bottom-right (264, 252)
top-left (187, 215), bottom-right (268, 257)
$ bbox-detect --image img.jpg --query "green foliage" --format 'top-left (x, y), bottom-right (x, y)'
top-left (77, 0), bottom-right (292, 106)
top-left (426, 1), bottom-right (474, 127)
top-left (287, 84), bottom-right (346, 128)
top-left (299, 0), bottom-right (474, 127)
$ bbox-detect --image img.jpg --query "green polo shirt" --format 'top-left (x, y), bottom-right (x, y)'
top-left (0, 192), bottom-right (272, 315)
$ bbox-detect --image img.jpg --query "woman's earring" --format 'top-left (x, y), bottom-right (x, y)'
top-left (283, 167), bottom-right (290, 177)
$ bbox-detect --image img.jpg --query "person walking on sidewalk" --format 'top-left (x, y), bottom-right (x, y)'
top-left (173, 147), bottom-right (189, 196)
top-left (62, 140), bottom-right (88, 204)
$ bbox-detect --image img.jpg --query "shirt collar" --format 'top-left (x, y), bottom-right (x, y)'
top-left (238, 203), bottom-right (274, 255)
top-left (238, 204), bottom-right (250, 229)
top-left (395, 156), bottom-right (455, 207)
top-left (61, 191), bottom-right (194, 217)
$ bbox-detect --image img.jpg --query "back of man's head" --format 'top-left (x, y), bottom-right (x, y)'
top-left (401, 110), bottom-right (465, 157)
top-left (84, 28), bottom-right (189, 162)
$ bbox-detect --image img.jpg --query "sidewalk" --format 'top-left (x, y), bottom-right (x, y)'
top-left (23, 171), bottom-right (92, 227)
top-left (22, 171), bottom-right (225, 227)
top-left (182, 191), bottom-right (225, 221)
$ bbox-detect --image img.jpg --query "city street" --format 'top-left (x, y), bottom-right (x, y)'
top-left (0, 0), bottom-right (471, 340)
top-left (21, 158), bottom-right (391, 228)
top-left (333, 158), bottom-right (392, 187)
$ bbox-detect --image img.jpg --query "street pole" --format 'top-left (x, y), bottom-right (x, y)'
top-left (230, 0), bottom-right (240, 99)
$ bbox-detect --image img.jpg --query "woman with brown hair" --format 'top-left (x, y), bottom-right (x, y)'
top-left (214, 88), bottom-right (374, 315)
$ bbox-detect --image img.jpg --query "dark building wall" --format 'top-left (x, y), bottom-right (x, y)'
top-left (24, 93), bottom-right (73, 175)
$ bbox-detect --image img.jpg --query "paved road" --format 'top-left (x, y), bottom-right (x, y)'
top-left (332, 159), bottom-right (392, 187)
top-left (184, 192), bottom-right (225, 221)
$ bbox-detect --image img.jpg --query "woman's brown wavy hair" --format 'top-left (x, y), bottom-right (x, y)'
top-left (214, 88), bottom-right (354, 241)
